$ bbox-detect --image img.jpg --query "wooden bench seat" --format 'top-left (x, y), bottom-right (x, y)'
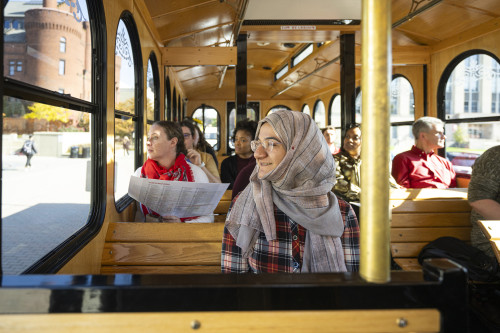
top-left (390, 189), bottom-right (471, 271)
top-left (213, 190), bottom-right (232, 222)
top-left (101, 222), bottom-right (225, 274)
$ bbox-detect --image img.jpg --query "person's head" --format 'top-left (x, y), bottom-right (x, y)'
top-left (233, 119), bottom-right (257, 158)
top-left (28, 135), bottom-right (33, 139)
top-left (343, 123), bottom-right (361, 158)
top-left (147, 121), bottom-right (186, 165)
top-left (179, 120), bottom-right (196, 150)
top-left (412, 116), bottom-right (446, 152)
top-left (252, 110), bottom-right (335, 188)
top-left (322, 126), bottom-right (336, 145)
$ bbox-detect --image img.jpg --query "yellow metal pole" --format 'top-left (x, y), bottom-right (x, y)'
top-left (359, 0), bottom-right (392, 283)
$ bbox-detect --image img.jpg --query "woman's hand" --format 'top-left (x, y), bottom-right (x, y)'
top-left (160, 215), bottom-right (182, 223)
top-left (186, 149), bottom-right (202, 166)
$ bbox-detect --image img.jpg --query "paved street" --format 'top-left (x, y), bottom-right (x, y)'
top-left (2, 150), bottom-right (134, 274)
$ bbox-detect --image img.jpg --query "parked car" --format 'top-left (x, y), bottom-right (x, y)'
top-left (446, 152), bottom-right (480, 178)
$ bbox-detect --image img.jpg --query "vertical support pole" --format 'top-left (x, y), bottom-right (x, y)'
top-left (360, 0), bottom-right (392, 283)
top-left (236, 33), bottom-right (248, 123)
top-left (340, 33), bottom-right (356, 138)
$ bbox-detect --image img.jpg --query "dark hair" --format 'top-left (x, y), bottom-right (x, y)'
top-left (153, 121), bottom-right (187, 155)
top-left (181, 117), bottom-right (212, 152)
top-left (233, 118), bottom-right (258, 141)
top-left (179, 120), bottom-right (196, 138)
top-left (346, 123), bottom-right (361, 131)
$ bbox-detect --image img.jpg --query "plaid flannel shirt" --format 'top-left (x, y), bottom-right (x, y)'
top-left (221, 198), bottom-right (360, 273)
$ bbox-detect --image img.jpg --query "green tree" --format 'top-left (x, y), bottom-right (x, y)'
top-left (453, 126), bottom-right (469, 148)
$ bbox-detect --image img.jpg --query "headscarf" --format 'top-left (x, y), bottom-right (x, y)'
top-left (225, 110), bottom-right (347, 272)
top-left (140, 154), bottom-right (196, 221)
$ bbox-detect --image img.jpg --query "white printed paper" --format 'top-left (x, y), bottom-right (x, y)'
top-left (128, 176), bottom-right (229, 218)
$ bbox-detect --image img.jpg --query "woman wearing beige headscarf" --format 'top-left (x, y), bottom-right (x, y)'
top-left (221, 110), bottom-right (360, 273)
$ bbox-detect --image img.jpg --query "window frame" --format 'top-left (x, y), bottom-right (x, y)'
top-left (146, 51), bottom-right (160, 124)
top-left (1, 0), bottom-right (107, 274)
top-left (437, 49), bottom-right (500, 156)
top-left (113, 11), bottom-right (144, 211)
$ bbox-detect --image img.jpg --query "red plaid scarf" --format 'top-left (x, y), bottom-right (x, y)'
top-left (140, 154), bottom-right (196, 221)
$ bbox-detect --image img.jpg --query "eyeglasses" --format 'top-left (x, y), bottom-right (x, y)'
top-left (250, 140), bottom-right (282, 152)
top-left (183, 133), bottom-right (192, 138)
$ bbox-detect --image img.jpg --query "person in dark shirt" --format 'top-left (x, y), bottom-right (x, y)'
top-left (220, 119), bottom-right (257, 189)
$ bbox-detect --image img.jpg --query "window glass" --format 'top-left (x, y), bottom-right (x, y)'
top-left (3, 0), bottom-right (91, 101)
top-left (355, 90), bottom-right (362, 123)
top-left (115, 20), bottom-right (135, 114)
top-left (192, 106), bottom-right (220, 151)
top-left (165, 75), bottom-right (171, 120)
top-left (302, 104), bottom-right (310, 116)
top-left (60, 37), bottom-right (66, 53)
top-left (329, 94), bottom-right (342, 148)
top-left (313, 100), bottom-right (326, 128)
top-left (444, 54), bottom-right (500, 119)
top-left (275, 65), bottom-right (288, 80)
top-left (2, 97), bottom-right (91, 274)
top-left (146, 56), bottom-right (157, 122)
top-left (292, 44), bottom-right (313, 67)
top-left (390, 76), bottom-right (415, 122)
top-left (114, 17), bottom-right (139, 201)
top-left (390, 125), bottom-right (414, 160)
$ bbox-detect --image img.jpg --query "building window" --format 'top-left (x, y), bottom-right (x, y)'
top-left (58, 59), bottom-right (65, 75)
top-left (9, 61), bottom-right (15, 75)
top-left (16, 61), bottom-right (22, 72)
top-left (60, 37), bottom-right (66, 53)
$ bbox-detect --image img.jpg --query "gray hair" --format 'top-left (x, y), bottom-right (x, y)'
top-left (412, 117), bottom-right (444, 138)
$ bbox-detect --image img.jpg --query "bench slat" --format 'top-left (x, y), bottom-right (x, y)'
top-left (391, 242), bottom-right (429, 258)
top-left (391, 212), bottom-right (470, 227)
top-left (106, 222), bottom-right (225, 242)
top-left (393, 258), bottom-right (422, 271)
top-left (391, 227), bottom-right (471, 242)
top-left (101, 265), bottom-right (221, 274)
top-left (391, 199), bottom-right (470, 213)
top-left (101, 242), bottom-right (222, 265)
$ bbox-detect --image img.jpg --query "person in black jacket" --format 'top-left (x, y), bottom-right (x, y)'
top-left (22, 135), bottom-right (37, 168)
top-left (220, 119), bottom-right (257, 189)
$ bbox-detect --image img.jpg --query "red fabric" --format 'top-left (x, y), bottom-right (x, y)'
top-left (392, 145), bottom-right (457, 188)
top-left (140, 154), bottom-right (197, 221)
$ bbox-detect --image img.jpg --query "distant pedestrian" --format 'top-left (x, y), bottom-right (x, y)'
top-left (123, 136), bottom-right (131, 155)
top-left (21, 135), bottom-right (37, 168)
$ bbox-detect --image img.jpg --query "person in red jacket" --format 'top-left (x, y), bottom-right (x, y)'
top-left (392, 116), bottom-right (456, 188)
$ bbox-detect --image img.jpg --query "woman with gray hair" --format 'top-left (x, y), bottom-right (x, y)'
top-left (221, 110), bottom-right (360, 273)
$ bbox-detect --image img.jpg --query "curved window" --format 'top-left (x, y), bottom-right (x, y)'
top-left (59, 37), bottom-right (66, 53)
top-left (313, 99), bottom-right (326, 128)
top-left (165, 75), bottom-right (171, 120)
top-left (146, 52), bottom-right (159, 123)
top-left (114, 14), bottom-right (143, 206)
top-left (390, 76), bottom-right (415, 157)
top-left (227, 101), bottom-right (259, 151)
top-left (301, 103), bottom-right (310, 116)
top-left (438, 51), bottom-right (500, 172)
top-left (267, 105), bottom-right (291, 115)
top-left (328, 94), bottom-right (342, 148)
top-left (2, 0), bottom-right (105, 274)
top-left (390, 76), bottom-right (414, 122)
top-left (192, 105), bottom-right (221, 151)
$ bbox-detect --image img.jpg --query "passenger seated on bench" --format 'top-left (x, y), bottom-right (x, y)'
top-left (392, 116), bottom-right (456, 188)
top-left (221, 110), bottom-right (360, 273)
top-left (468, 145), bottom-right (500, 258)
top-left (220, 119), bottom-right (258, 189)
top-left (134, 121), bottom-right (214, 223)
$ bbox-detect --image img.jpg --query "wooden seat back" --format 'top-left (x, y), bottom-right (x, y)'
top-left (101, 222), bottom-right (225, 274)
top-left (213, 190), bottom-right (232, 222)
top-left (390, 189), bottom-right (471, 271)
